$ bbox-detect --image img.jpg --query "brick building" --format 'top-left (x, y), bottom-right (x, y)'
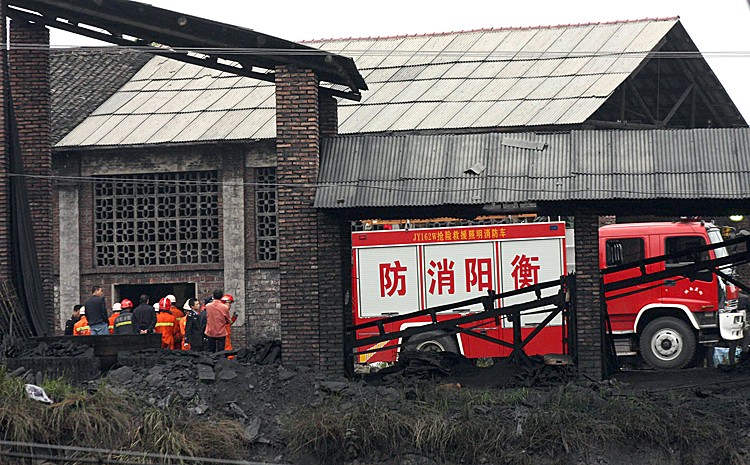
top-left (45, 16), bottom-right (748, 376)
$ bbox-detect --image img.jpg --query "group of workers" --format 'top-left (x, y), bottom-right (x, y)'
top-left (64, 286), bottom-right (238, 353)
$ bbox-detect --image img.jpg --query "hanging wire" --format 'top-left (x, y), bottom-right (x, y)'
top-left (0, 439), bottom-right (277, 465)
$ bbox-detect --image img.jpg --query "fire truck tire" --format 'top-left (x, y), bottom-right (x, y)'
top-left (640, 317), bottom-right (696, 369)
top-left (406, 331), bottom-right (459, 354)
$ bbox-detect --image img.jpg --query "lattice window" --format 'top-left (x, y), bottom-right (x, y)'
top-left (255, 167), bottom-right (278, 262)
top-left (94, 171), bottom-right (220, 267)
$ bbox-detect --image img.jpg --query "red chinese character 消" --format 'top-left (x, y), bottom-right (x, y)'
top-left (465, 258), bottom-right (492, 292)
top-left (427, 258), bottom-right (455, 295)
top-left (379, 260), bottom-right (407, 297)
top-left (511, 254), bottom-right (540, 289)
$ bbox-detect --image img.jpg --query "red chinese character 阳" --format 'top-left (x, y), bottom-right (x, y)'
top-left (379, 260), bottom-right (407, 297)
top-left (511, 254), bottom-right (540, 289)
top-left (427, 258), bottom-right (455, 295)
top-left (465, 258), bottom-right (492, 292)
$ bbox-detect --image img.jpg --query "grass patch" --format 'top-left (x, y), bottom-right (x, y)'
top-left (283, 383), bottom-right (741, 465)
top-left (0, 367), bottom-right (252, 463)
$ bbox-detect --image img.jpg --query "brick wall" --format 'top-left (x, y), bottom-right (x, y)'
top-left (79, 271), bottom-right (224, 307)
top-left (275, 66), bottom-right (344, 371)
top-left (246, 268), bottom-right (281, 339)
top-left (572, 212), bottom-right (603, 379)
top-left (9, 20), bottom-right (54, 330)
top-left (276, 66), bottom-right (321, 368)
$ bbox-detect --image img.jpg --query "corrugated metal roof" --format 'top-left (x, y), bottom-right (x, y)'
top-left (57, 18), bottom-right (689, 147)
top-left (315, 128), bottom-right (750, 208)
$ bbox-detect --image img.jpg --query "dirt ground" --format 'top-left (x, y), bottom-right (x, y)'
top-left (9, 340), bottom-right (750, 465)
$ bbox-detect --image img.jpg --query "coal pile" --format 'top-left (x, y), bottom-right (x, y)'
top-left (16, 340), bottom-right (93, 358)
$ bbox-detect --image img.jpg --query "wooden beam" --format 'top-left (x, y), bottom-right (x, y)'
top-left (627, 79), bottom-right (656, 124)
top-left (660, 83), bottom-right (693, 127)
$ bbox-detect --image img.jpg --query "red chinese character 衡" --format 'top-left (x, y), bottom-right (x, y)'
top-left (465, 258), bottom-right (492, 292)
top-left (379, 260), bottom-right (407, 297)
top-left (511, 254), bottom-right (540, 289)
top-left (427, 258), bottom-right (455, 295)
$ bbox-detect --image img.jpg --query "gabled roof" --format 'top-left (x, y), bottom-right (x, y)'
top-left (314, 128), bottom-right (750, 210)
top-left (51, 49), bottom-right (152, 144)
top-left (56, 17), bottom-right (744, 148)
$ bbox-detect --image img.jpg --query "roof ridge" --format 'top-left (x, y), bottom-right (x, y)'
top-left (301, 17), bottom-right (679, 43)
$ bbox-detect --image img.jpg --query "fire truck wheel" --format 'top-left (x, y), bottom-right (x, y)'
top-left (640, 317), bottom-right (696, 369)
top-left (406, 331), bottom-right (459, 354)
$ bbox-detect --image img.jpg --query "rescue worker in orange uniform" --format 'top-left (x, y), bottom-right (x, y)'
top-left (73, 307), bottom-right (91, 336)
top-left (108, 302), bottom-right (122, 334)
top-left (166, 294), bottom-right (184, 347)
top-left (221, 294), bottom-right (239, 357)
top-left (154, 297), bottom-right (178, 350)
top-left (179, 299), bottom-right (191, 350)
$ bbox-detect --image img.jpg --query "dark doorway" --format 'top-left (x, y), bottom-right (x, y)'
top-left (114, 282), bottom-right (197, 309)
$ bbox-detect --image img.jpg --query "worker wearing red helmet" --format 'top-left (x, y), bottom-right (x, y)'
top-left (113, 299), bottom-right (136, 334)
top-left (166, 295), bottom-right (185, 347)
top-left (154, 297), bottom-right (178, 350)
top-left (220, 294), bottom-right (239, 356)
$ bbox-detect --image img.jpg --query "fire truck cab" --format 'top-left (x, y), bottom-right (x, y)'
top-left (600, 221), bottom-right (744, 369)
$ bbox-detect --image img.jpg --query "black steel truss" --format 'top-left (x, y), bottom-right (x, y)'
top-left (6, 0), bottom-right (367, 101)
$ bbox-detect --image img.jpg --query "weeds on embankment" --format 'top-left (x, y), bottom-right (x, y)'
top-left (0, 367), bottom-right (250, 463)
top-left (283, 383), bottom-right (742, 465)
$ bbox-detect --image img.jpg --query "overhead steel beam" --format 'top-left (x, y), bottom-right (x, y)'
top-left (7, 0), bottom-right (367, 100)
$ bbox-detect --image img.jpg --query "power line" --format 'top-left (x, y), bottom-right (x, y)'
top-left (0, 439), bottom-right (277, 465)
top-left (5, 43), bottom-right (750, 59)
top-left (8, 173), bottom-right (750, 197)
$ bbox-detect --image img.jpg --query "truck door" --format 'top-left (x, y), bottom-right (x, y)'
top-left (660, 235), bottom-right (716, 312)
top-left (602, 236), bottom-right (660, 334)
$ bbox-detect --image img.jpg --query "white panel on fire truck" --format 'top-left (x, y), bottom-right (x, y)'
top-left (422, 242), bottom-right (496, 312)
top-left (499, 238), bottom-right (564, 326)
top-left (356, 246), bottom-right (421, 317)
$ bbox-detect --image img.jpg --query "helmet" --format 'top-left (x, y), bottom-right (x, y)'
top-left (166, 294), bottom-right (176, 304)
top-left (153, 302), bottom-right (160, 312)
top-left (158, 297), bottom-right (171, 311)
top-left (112, 303), bottom-right (122, 312)
top-left (79, 308), bottom-right (86, 315)
top-left (221, 294), bottom-right (234, 303)
top-left (120, 299), bottom-right (133, 309)
top-left (183, 299), bottom-right (192, 311)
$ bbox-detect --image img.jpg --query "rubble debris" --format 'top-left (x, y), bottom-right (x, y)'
top-left (197, 364), bottom-right (215, 382)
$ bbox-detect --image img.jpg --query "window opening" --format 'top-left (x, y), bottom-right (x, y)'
top-left (255, 167), bottom-right (278, 262)
top-left (94, 171), bottom-right (220, 267)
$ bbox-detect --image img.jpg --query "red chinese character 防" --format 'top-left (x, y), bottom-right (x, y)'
top-left (427, 258), bottom-right (455, 295)
top-left (379, 260), bottom-right (407, 297)
top-left (511, 254), bottom-right (540, 289)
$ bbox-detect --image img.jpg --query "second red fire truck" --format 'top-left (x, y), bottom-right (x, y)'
top-left (352, 220), bottom-right (745, 369)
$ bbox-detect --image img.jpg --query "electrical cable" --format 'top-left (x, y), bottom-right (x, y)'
top-left (0, 439), bottom-right (278, 465)
top-left (7, 172), bottom-right (750, 197)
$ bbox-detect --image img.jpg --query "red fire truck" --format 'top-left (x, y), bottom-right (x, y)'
top-left (352, 220), bottom-right (745, 369)
top-left (352, 222), bottom-right (568, 363)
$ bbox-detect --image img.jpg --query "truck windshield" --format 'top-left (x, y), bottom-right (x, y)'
top-left (707, 229), bottom-right (728, 259)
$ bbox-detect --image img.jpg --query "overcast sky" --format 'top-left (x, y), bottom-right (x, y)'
top-left (49, 0), bottom-right (750, 120)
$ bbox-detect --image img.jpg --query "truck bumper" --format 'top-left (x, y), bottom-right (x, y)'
top-left (719, 310), bottom-right (746, 341)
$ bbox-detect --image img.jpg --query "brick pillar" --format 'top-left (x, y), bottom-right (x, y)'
top-left (9, 20), bottom-right (54, 328)
top-left (319, 95), bottom-right (338, 137)
top-left (573, 213), bottom-right (603, 379)
top-left (0, 1), bottom-right (9, 281)
top-left (276, 66), bottom-right (322, 369)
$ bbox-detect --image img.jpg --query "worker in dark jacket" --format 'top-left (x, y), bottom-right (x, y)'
top-left (83, 286), bottom-right (108, 336)
top-left (132, 294), bottom-right (156, 334)
top-left (183, 298), bottom-right (206, 351)
top-left (113, 299), bottom-right (136, 334)
top-left (64, 305), bottom-right (82, 336)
